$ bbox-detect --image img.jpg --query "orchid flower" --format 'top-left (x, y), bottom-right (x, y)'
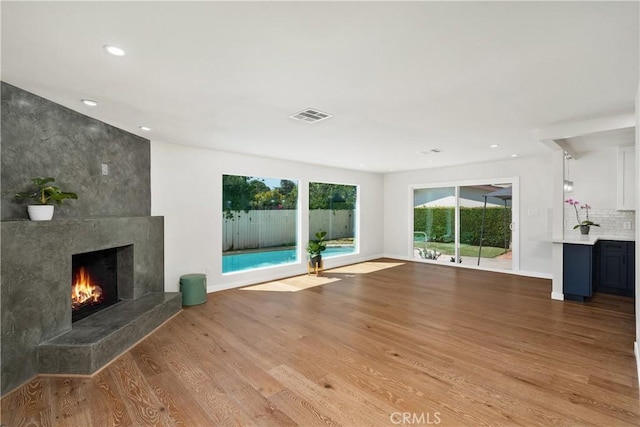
top-left (565, 199), bottom-right (599, 228)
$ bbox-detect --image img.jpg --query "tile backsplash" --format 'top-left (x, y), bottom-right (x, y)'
top-left (564, 209), bottom-right (635, 236)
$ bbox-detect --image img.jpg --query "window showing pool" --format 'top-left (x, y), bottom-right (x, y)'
top-left (223, 246), bottom-right (356, 274)
top-left (223, 174), bottom-right (300, 273)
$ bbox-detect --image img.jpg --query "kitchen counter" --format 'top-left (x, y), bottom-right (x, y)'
top-left (533, 232), bottom-right (635, 245)
top-left (558, 233), bottom-right (635, 245)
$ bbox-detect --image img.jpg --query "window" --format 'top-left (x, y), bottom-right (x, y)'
top-left (309, 182), bottom-right (357, 258)
top-left (222, 175), bottom-right (298, 273)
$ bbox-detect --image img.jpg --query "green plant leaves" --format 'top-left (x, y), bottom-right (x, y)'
top-left (31, 177), bottom-right (55, 186)
top-left (15, 177), bottom-right (77, 205)
top-left (307, 230), bottom-right (328, 257)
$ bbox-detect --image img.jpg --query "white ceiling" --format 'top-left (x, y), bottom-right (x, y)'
top-left (2, 1), bottom-right (638, 173)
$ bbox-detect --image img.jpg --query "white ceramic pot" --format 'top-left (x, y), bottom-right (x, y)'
top-left (27, 205), bottom-right (54, 221)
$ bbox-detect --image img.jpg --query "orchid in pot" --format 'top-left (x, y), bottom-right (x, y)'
top-left (565, 198), bottom-right (599, 235)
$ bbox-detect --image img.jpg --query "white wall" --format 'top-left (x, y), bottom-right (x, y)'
top-left (150, 141), bottom-right (384, 292)
top-left (383, 154), bottom-right (554, 276)
top-left (566, 148), bottom-right (618, 209)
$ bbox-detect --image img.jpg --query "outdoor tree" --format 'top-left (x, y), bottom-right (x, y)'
top-left (279, 179), bottom-right (297, 197)
top-left (277, 179), bottom-right (298, 209)
top-left (224, 176), bottom-right (357, 212)
top-left (254, 189), bottom-right (284, 209)
top-left (309, 183), bottom-right (356, 210)
top-left (222, 175), bottom-right (253, 214)
top-left (249, 179), bottom-right (270, 196)
top-left (223, 175), bottom-right (300, 212)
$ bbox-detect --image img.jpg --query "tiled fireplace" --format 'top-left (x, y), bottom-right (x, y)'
top-left (0, 83), bottom-right (182, 397)
top-left (1, 216), bottom-right (181, 395)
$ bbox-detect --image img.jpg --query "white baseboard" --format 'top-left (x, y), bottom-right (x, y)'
top-left (634, 341), bottom-right (640, 389)
top-left (551, 291), bottom-right (565, 301)
top-left (381, 254), bottom-right (552, 280)
top-left (381, 253), bottom-right (413, 262)
top-left (519, 270), bottom-right (553, 280)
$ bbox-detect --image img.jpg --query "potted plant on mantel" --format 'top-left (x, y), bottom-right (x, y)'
top-left (306, 230), bottom-right (327, 273)
top-left (16, 177), bottom-right (78, 221)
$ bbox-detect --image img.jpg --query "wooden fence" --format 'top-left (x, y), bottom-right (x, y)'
top-left (223, 209), bottom-right (354, 251)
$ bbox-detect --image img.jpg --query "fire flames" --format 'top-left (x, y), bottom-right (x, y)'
top-left (71, 267), bottom-right (103, 309)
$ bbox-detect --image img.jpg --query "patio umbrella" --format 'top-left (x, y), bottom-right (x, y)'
top-left (477, 187), bottom-right (512, 266)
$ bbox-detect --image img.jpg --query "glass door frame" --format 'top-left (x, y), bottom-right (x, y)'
top-left (408, 176), bottom-right (519, 273)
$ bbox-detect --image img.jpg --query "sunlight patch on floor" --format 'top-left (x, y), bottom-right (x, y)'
top-left (241, 261), bottom-right (404, 292)
top-left (328, 261), bottom-right (404, 275)
top-left (241, 276), bottom-right (340, 292)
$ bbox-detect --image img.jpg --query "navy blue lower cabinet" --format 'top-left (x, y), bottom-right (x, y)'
top-left (628, 243), bottom-right (635, 298)
top-left (563, 244), bottom-right (594, 302)
top-left (598, 240), bottom-right (635, 297)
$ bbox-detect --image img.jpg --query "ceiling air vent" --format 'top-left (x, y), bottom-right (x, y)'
top-left (290, 108), bottom-right (332, 123)
top-left (419, 148), bottom-right (443, 155)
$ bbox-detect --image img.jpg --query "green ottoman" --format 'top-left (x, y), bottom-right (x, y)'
top-left (179, 273), bottom-right (207, 306)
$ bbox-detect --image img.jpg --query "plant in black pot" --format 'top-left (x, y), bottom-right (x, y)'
top-left (16, 177), bottom-right (78, 221)
top-left (306, 230), bottom-right (327, 270)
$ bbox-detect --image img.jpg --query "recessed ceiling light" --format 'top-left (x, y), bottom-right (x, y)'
top-left (81, 99), bottom-right (98, 107)
top-left (139, 126), bottom-right (151, 132)
top-left (104, 45), bottom-right (125, 56)
top-left (511, 154), bottom-right (518, 158)
top-left (490, 144), bottom-right (499, 148)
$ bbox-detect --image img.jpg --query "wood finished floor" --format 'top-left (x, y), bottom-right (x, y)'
top-left (2, 259), bottom-right (638, 426)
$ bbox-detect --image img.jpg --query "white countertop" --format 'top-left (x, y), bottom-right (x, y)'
top-left (549, 232), bottom-right (635, 245)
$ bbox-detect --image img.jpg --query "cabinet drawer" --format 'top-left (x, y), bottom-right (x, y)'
top-left (601, 241), bottom-right (626, 252)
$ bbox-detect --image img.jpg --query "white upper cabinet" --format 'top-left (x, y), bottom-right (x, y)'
top-left (616, 145), bottom-right (636, 210)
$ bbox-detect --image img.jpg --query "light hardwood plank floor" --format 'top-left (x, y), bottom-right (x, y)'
top-left (2, 259), bottom-right (638, 426)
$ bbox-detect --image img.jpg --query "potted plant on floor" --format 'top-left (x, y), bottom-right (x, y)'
top-left (306, 230), bottom-right (327, 271)
top-left (16, 177), bottom-right (78, 221)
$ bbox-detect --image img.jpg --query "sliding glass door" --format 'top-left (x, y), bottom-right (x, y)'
top-left (413, 186), bottom-right (456, 264)
top-left (412, 180), bottom-right (516, 271)
top-left (459, 185), bottom-right (512, 270)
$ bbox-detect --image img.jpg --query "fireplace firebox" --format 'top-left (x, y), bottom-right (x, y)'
top-left (71, 248), bottom-right (120, 322)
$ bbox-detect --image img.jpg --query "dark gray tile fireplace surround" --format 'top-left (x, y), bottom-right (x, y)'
top-left (1, 82), bottom-right (181, 396)
top-left (1, 217), bottom-right (181, 395)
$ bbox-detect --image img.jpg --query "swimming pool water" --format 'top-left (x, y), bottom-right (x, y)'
top-left (223, 246), bottom-right (356, 274)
